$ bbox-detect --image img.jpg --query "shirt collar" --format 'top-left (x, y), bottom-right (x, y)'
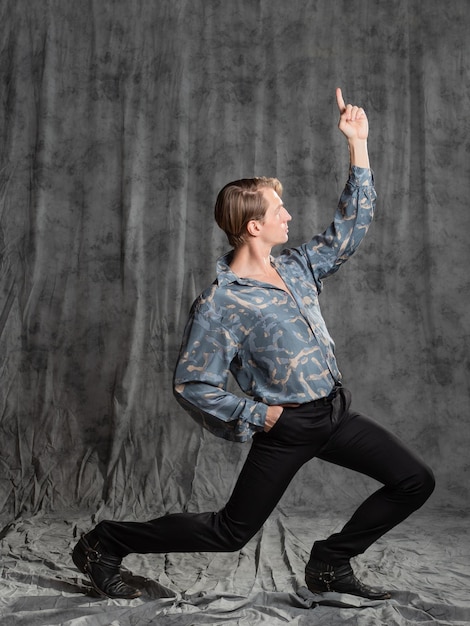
top-left (216, 250), bottom-right (281, 287)
top-left (216, 251), bottom-right (238, 286)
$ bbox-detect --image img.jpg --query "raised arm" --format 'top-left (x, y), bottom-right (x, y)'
top-left (282, 90), bottom-right (375, 287)
top-left (336, 87), bottom-right (370, 169)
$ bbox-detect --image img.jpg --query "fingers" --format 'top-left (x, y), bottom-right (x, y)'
top-left (346, 105), bottom-right (366, 122)
top-left (336, 88), bottom-right (366, 121)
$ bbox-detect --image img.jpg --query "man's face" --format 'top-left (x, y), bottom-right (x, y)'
top-left (257, 187), bottom-right (292, 247)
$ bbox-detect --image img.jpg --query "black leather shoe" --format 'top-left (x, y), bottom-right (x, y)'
top-left (72, 533), bottom-right (141, 599)
top-left (305, 559), bottom-right (391, 600)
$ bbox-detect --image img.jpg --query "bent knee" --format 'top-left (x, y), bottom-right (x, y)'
top-left (404, 463), bottom-right (435, 504)
top-left (421, 465), bottom-right (436, 499)
top-left (215, 529), bottom-right (251, 552)
top-left (225, 536), bottom-right (249, 552)
top-left (214, 510), bottom-right (257, 552)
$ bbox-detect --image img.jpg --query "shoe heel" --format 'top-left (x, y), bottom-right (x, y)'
top-left (72, 537), bottom-right (89, 574)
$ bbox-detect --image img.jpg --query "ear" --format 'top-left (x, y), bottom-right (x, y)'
top-left (246, 219), bottom-right (261, 238)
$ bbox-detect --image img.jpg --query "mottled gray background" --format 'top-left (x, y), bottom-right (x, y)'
top-left (0, 1), bottom-right (469, 624)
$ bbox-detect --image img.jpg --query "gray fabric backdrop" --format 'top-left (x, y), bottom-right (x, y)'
top-left (1, 0), bottom-right (469, 527)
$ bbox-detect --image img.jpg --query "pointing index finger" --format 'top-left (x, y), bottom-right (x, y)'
top-left (336, 87), bottom-right (346, 113)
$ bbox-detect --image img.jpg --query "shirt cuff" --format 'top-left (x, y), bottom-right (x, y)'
top-left (247, 401), bottom-right (268, 430)
top-left (349, 165), bottom-right (374, 187)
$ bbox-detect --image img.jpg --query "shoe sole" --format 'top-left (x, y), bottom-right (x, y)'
top-left (307, 583), bottom-right (390, 600)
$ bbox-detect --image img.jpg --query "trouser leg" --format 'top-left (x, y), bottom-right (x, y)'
top-left (93, 402), bottom-right (334, 558)
top-left (93, 441), bottom-right (305, 558)
top-left (310, 390), bottom-right (435, 565)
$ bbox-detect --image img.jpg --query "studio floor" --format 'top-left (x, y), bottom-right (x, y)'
top-left (0, 508), bottom-right (469, 625)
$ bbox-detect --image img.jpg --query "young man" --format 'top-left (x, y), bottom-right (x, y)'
top-left (72, 89), bottom-right (434, 601)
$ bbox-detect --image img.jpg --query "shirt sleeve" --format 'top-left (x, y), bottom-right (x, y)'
top-left (173, 295), bottom-right (268, 442)
top-left (298, 165), bottom-right (376, 291)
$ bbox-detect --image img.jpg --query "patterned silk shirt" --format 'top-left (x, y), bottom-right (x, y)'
top-left (173, 166), bottom-right (376, 442)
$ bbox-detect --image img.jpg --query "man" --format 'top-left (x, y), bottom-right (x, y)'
top-left (72, 89), bottom-right (434, 601)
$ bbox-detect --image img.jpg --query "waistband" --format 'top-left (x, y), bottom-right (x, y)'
top-left (280, 382), bottom-right (342, 409)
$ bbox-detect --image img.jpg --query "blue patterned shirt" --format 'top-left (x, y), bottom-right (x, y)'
top-left (174, 166), bottom-right (376, 442)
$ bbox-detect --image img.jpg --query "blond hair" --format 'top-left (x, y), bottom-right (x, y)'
top-left (214, 177), bottom-right (283, 248)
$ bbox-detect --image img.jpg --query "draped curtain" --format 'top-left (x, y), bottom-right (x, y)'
top-left (1, 0), bottom-right (469, 524)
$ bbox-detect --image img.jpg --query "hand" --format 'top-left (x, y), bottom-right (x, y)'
top-left (264, 405), bottom-right (283, 432)
top-left (336, 87), bottom-right (369, 141)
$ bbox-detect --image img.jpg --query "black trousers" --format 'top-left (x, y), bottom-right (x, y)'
top-left (94, 387), bottom-right (435, 565)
